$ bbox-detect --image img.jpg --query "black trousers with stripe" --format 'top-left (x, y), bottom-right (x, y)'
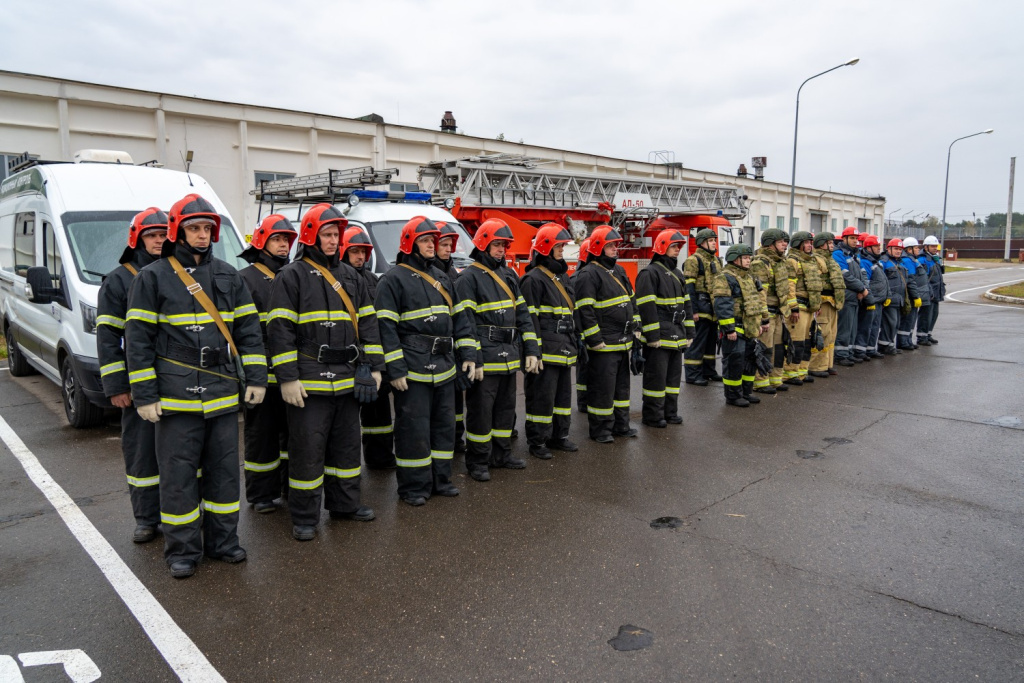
top-left (586, 350), bottom-right (631, 439)
top-left (392, 380), bottom-right (456, 500)
top-left (465, 373), bottom-right (517, 471)
top-left (286, 394), bottom-right (362, 527)
top-left (721, 335), bottom-right (756, 402)
top-left (642, 346), bottom-right (682, 423)
top-left (525, 362), bottom-right (573, 447)
top-left (361, 384), bottom-right (395, 469)
top-left (121, 403), bottom-right (160, 527)
top-left (155, 412), bottom-right (240, 565)
top-left (243, 385), bottom-right (289, 505)
top-left (684, 318), bottom-right (718, 382)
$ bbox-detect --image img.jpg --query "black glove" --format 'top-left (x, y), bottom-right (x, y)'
top-left (455, 364), bottom-right (473, 392)
top-left (629, 340), bottom-right (646, 376)
top-left (353, 363), bottom-right (378, 404)
top-left (576, 334), bottom-right (588, 366)
top-left (754, 340), bottom-right (773, 377)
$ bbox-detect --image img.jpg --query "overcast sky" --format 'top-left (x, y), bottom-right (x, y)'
top-left (3, 0), bottom-right (1022, 223)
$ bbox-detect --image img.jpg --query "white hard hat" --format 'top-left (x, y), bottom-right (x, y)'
top-left (902, 237), bottom-right (920, 247)
top-left (923, 235), bottom-right (940, 245)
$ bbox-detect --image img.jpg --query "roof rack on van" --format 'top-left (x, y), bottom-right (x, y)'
top-left (7, 152), bottom-right (56, 174)
top-left (252, 166), bottom-right (399, 203)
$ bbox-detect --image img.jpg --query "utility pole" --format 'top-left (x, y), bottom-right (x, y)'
top-left (1005, 157), bottom-right (1016, 262)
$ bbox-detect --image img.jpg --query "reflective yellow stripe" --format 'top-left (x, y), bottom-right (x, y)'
top-left (244, 458), bottom-right (280, 472)
top-left (361, 425), bottom-right (394, 435)
top-left (101, 361), bottom-right (126, 377)
top-left (268, 308), bottom-right (299, 323)
top-left (129, 368), bottom-right (156, 384)
top-left (363, 344), bottom-right (384, 355)
top-left (553, 406), bottom-right (572, 415)
top-left (324, 466), bottom-right (361, 479)
top-left (722, 378), bottom-right (742, 386)
top-left (575, 297), bottom-right (597, 307)
top-left (407, 366), bottom-right (457, 383)
top-left (161, 505), bottom-right (200, 526)
top-left (594, 295), bottom-right (631, 309)
top-left (376, 309), bottom-right (400, 322)
top-left (642, 322), bottom-right (660, 332)
top-left (297, 310), bottom-right (352, 324)
top-left (430, 450), bottom-right (454, 460)
top-left (272, 351), bottom-right (297, 365)
top-left (587, 405), bottom-right (613, 416)
top-left (357, 305), bottom-right (376, 318)
top-left (525, 413), bottom-right (553, 424)
top-left (642, 388), bottom-right (665, 398)
top-left (613, 399), bottom-right (630, 408)
top-left (289, 475), bottom-right (324, 490)
top-left (127, 474), bottom-right (159, 487)
top-left (635, 294), bottom-right (656, 305)
top-left (300, 378), bottom-right (356, 392)
top-left (465, 431), bottom-right (491, 443)
top-left (396, 456), bottom-right (432, 467)
top-left (126, 308), bottom-right (158, 324)
top-left (235, 303), bottom-right (258, 317)
top-left (665, 386), bottom-right (680, 395)
top-left (96, 314), bottom-right (126, 329)
top-left (242, 354), bottom-right (266, 366)
top-left (482, 361), bottom-right (521, 373)
top-left (399, 305), bottom-right (451, 321)
top-left (202, 500), bottom-right (240, 514)
top-left (158, 311), bottom-right (236, 325)
top-left (541, 354), bottom-right (576, 365)
top-left (384, 349), bottom-right (404, 363)
top-left (492, 429), bottom-right (512, 438)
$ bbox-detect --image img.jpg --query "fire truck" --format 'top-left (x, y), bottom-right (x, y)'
top-left (419, 153), bottom-right (750, 281)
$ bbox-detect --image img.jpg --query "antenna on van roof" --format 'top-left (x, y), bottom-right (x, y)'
top-left (180, 150), bottom-right (194, 186)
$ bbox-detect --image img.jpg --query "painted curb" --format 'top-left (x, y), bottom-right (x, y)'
top-left (983, 287), bottom-right (1024, 304)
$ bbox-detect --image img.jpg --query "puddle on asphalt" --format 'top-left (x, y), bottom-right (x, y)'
top-left (796, 450), bottom-right (824, 459)
top-left (983, 416), bottom-right (1023, 429)
top-left (608, 624), bottom-right (654, 651)
top-left (823, 437), bottom-right (853, 444)
top-left (650, 517), bottom-right (685, 530)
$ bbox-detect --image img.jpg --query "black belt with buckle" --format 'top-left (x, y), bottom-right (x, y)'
top-left (767, 305), bottom-right (780, 314)
top-left (401, 334), bottom-right (454, 354)
top-left (477, 325), bottom-right (518, 343)
top-left (539, 318), bottom-right (574, 335)
top-left (297, 337), bottom-right (360, 364)
top-left (796, 296), bottom-right (810, 306)
top-left (165, 340), bottom-right (232, 368)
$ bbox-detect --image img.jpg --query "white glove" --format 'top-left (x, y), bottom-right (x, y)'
top-left (525, 356), bottom-right (540, 374)
top-left (281, 380), bottom-right (307, 408)
top-left (648, 340), bottom-right (662, 348)
top-left (633, 329), bottom-right (642, 339)
top-left (244, 386), bottom-right (266, 407)
top-left (473, 365), bottom-right (484, 382)
top-left (462, 360), bottom-right (476, 376)
top-left (391, 377), bottom-right (409, 391)
top-left (371, 371), bottom-right (382, 391)
top-left (137, 402), bottom-right (162, 423)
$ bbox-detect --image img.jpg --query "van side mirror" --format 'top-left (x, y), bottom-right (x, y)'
top-left (27, 266), bottom-right (60, 304)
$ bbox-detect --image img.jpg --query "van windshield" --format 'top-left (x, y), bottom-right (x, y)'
top-left (61, 211), bottom-right (247, 284)
top-left (362, 219), bottom-right (474, 269)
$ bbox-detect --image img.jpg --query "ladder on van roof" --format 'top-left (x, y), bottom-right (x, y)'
top-left (418, 154), bottom-right (748, 219)
top-left (251, 166), bottom-right (398, 203)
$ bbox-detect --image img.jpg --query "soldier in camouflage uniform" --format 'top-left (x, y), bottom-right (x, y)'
top-left (784, 231), bottom-right (823, 385)
top-left (808, 232), bottom-right (846, 377)
top-left (682, 228), bottom-right (724, 385)
top-left (749, 229), bottom-right (795, 395)
top-left (713, 244), bottom-right (770, 407)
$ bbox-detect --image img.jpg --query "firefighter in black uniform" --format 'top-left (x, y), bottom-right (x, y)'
top-left (455, 219), bottom-right (540, 481)
top-left (238, 214), bottom-right (296, 513)
top-left (341, 227), bottom-right (396, 470)
top-left (375, 217), bottom-right (478, 504)
top-left (97, 207), bottom-right (167, 543)
top-left (682, 228), bottom-right (724, 385)
top-left (126, 194), bottom-right (267, 579)
top-left (572, 237), bottom-right (593, 414)
top-left (520, 224), bottom-right (579, 459)
top-left (432, 222), bottom-right (466, 452)
top-left (574, 226), bottom-right (640, 444)
top-left (267, 204), bottom-right (384, 541)
top-left (635, 229), bottom-right (690, 428)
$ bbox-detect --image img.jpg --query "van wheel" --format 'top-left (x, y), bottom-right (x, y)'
top-left (5, 326), bottom-right (35, 377)
top-left (61, 356), bottom-right (104, 428)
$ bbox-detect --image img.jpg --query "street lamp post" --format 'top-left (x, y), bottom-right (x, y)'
top-left (941, 129), bottom-right (994, 248)
top-left (788, 58), bottom-right (860, 234)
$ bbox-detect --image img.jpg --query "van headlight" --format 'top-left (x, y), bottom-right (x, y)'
top-left (80, 302), bottom-right (98, 334)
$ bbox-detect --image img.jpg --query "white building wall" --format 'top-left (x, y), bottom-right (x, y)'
top-left (0, 70), bottom-right (885, 237)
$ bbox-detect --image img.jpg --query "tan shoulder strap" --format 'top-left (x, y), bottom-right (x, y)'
top-left (167, 256), bottom-right (239, 357)
top-left (536, 265), bottom-right (574, 312)
top-left (123, 263), bottom-right (139, 277)
top-left (398, 263), bottom-right (453, 310)
top-left (302, 257), bottom-right (359, 340)
top-left (598, 265), bottom-right (630, 297)
top-left (253, 262), bottom-right (276, 280)
top-left (470, 262), bottom-right (517, 305)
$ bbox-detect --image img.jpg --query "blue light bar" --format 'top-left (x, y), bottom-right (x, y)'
top-left (351, 189), bottom-right (433, 203)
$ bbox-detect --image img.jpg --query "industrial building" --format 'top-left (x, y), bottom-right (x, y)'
top-left (0, 70), bottom-right (885, 236)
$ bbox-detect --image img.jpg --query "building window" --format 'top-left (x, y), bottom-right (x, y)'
top-left (760, 215), bottom-right (769, 231)
top-left (777, 216), bottom-right (785, 230)
top-left (831, 218), bottom-right (837, 231)
top-left (254, 171), bottom-right (295, 190)
top-left (790, 217), bottom-right (799, 231)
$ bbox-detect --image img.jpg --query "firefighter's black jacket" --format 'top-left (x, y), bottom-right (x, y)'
top-left (239, 250), bottom-right (288, 384)
top-left (97, 247), bottom-right (158, 397)
top-left (125, 241), bottom-right (267, 418)
top-left (454, 251), bottom-right (540, 375)
top-left (520, 253), bottom-right (577, 367)
top-left (635, 253), bottom-right (691, 350)
top-left (266, 245), bottom-right (384, 396)
top-left (574, 254), bottom-right (640, 353)
top-left (374, 251), bottom-right (477, 384)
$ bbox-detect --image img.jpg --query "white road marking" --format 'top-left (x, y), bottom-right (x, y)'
top-left (19, 650), bottom-right (101, 683)
top-left (947, 278), bottom-right (1024, 309)
top-left (0, 414), bottom-right (225, 683)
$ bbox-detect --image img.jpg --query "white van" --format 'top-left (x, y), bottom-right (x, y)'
top-left (0, 152), bottom-right (247, 427)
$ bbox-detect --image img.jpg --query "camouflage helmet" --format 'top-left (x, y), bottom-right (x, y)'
top-left (790, 231), bottom-right (815, 248)
top-left (694, 228), bottom-right (717, 246)
top-left (725, 243), bottom-right (753, 262)
top-left (760, 228), bottom-right (788, 247)
top-left (812, 231), bottom-right (836, 248)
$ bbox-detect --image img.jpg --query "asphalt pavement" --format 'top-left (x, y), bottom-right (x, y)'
top-left (1, 264), bottom-right (1022, 682)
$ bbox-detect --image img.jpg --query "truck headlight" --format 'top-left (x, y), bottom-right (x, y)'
top-left (80, 301), bottom-right (98, 334)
